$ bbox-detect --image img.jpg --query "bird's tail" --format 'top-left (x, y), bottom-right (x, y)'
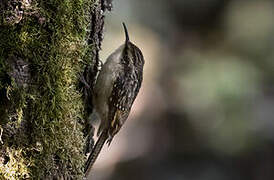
top-left (84, 130), bottom-right (108, 177)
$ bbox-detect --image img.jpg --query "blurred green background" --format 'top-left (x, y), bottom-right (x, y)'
top-left (89, 0), bottom-right (274, 179)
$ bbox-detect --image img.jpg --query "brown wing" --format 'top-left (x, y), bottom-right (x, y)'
top-left (106, 68), bottom-right (142, 144)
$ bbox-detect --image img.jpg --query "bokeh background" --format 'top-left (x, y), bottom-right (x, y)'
top-left (89, 0), bottom-right (274, 179)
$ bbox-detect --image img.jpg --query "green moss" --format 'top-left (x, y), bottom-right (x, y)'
top-left (0, 148), bottom-right (32, 180)
top-left (0, 0), bottom-right (96, 179)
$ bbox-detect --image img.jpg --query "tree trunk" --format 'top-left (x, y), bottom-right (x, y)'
top-left (0, 0), bottom-right (110, 179)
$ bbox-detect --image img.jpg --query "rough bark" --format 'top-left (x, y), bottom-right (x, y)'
top-left (0, 0), bottom-right (111, 179)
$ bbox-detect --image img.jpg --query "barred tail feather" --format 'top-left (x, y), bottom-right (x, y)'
top-left (84, 130), bottom-right (108, 177)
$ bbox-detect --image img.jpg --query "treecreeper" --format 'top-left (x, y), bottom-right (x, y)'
top-left (84, 23), bottom-right (145, 177)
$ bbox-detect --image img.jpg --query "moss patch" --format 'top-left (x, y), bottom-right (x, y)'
top-left (0, 0), bottom-right (96, 179)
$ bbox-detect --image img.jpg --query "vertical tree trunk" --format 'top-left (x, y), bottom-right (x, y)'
top-left (0, 0), bottom-right (110, 179)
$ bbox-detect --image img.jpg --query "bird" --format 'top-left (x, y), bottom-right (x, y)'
top-left (84, 22), bottom-right (145, 177)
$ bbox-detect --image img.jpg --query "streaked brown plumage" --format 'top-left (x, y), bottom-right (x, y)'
top-left (84, 23), bottom-right (145, 177)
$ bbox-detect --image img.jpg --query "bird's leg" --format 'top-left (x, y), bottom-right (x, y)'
top-left (79, 74), bottom-right (91, 89)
